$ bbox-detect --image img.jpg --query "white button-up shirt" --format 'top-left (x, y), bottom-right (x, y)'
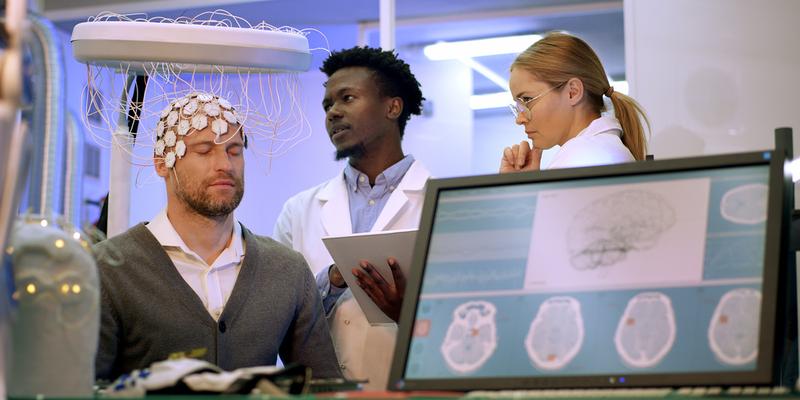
top-left (146, 208), bottom-right (245, 320)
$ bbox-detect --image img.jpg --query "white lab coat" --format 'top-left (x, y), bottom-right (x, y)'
top-left (273, 160), bottom-right (430, 390)
top-left (546, 116), bottom-right (635, 169)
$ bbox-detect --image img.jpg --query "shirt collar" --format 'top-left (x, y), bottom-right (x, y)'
top-left (574, 115), bottom-right (623, 139)
top-left (343, 154), bottom-right (415, 192)
top-left (147, 208), bottom-right (245, 262)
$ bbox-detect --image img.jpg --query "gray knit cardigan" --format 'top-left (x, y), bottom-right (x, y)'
top-left (93, 223), bottom-right (342, 380)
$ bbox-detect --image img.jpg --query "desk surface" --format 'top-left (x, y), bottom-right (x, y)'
top-left (134, 387), bottom-right (800, 399)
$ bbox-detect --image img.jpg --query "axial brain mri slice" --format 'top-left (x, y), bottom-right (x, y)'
top-left (440, 301), bottom-right (498, 374)
top-left (567, 190), bottom-right (676, 270)
top-left (525, 296), bottom-right (584, 370)
top-left (614, 292), bottom-right (676, 368)
top-left (708, 288), bottom-right (761, 365)
top-left (720, 184), bottom-right (768, 225)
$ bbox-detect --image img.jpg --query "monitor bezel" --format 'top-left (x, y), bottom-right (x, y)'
top-left (389, 150), bottom-right (790, 391)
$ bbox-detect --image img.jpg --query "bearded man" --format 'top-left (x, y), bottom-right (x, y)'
top-left (93, 92), bottom-right (340, 381)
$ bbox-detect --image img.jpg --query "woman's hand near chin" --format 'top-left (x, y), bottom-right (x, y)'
top-left (500, 140), bottom-right (542, 173)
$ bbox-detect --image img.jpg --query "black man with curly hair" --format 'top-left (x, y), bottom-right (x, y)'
top-left (273, 46), bottom-right (431, 389)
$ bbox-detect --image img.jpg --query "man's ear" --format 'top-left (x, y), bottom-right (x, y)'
top-left (386, 97), bottom-right (403, 120)
top-left (154, 157), bottom-right (169, 178)
top-left (566, 77), bottom-right (585, 106)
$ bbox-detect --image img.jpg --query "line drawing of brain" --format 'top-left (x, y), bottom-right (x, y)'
top-left (525, 296), bottom-right (584, 370)
top-left (708, 288), bottom-right (761, 366)
top-left (440, 301), bottom-right (498, 374)
top-left (720, 184), bottom-right (768, 225)
top-left (567, 190), bottom-right (677, 270)
top-left (614, 292), bottom-right (676, 368)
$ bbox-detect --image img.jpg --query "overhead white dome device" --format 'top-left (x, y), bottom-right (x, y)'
top-left (71, 19), bottom-right (311, 72)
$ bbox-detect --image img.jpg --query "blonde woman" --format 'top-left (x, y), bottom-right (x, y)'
top-left (500, 32), bottom-right (649, 172)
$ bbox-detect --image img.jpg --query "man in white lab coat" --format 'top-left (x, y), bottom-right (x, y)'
top-left (273, 46), bottom-right (429, 390)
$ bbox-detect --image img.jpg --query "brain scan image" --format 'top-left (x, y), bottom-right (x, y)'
top-left (525, 296), bottom-right (584, 370)
top-left (567, 190), bottom-right (676, 270)
top-left (614, 292), bottom-right (676, 368)
top-left (440, 301), bottom-right (498, 374)
top-left (719, 184), bottom-right (768, 225)
top-left (708, 288), bottom-right (761, 365)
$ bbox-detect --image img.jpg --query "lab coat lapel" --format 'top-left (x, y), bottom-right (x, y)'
top-left (371, 161), bottom-right (429, 232)
top-left (318, 174), bottom-right (353, 237)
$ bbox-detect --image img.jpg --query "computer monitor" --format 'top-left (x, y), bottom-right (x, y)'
top-left (390, 150), bottom-right (792, 391)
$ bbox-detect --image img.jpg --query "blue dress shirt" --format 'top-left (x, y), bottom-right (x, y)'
top-left (316, 155), bottom-right (415, 314)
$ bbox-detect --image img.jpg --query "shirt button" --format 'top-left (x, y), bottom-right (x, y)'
top-left (368, 200), bottom-right (375, 206)
top-left (389, 185), bottom-right (395, 191)
top-left (344, 319), bottom-right (350, 325)
top-left (358, 175), bottom-right (366, 183)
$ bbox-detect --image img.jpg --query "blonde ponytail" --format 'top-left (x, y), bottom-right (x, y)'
top-left (609, 91), bottom-right (650, 160)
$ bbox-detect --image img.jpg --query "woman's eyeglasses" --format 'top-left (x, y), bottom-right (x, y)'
top-left (508, 82), bottom-right (566, 120)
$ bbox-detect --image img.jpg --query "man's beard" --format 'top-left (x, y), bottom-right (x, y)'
top-left (175, 173), bottom-right (244, 218)
top-left (335, 142), bottom-right (366, 161)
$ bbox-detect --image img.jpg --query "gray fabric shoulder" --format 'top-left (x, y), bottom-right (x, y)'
top-left (92, 223), bottom-right (154, 267)
top-left (241, 227), bottom-right (310, 272)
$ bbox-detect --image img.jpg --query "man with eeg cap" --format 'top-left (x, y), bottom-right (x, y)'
top-left (93, 92), bottom-right (341, 381)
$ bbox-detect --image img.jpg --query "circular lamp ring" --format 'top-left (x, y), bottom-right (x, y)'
top-left (71, 21), bottom-right (311, 73)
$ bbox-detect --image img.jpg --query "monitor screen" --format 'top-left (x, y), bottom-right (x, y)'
top-left (391, 151), bottom-right (790, 391)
